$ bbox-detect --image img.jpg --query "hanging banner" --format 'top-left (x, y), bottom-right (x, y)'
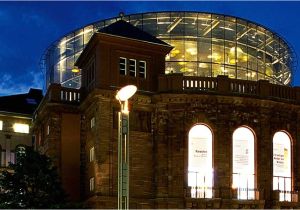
top-left (189, 137), bottom-right (209, 171)
top-left (273, 143), bottom-right (289, 176)
top-left (233, 139), bottom-right (249, 173)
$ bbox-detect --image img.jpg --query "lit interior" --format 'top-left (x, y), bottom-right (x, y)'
top-left (232, 127), bottom-right (255, 200)
top-left (43, 12), bottom-right (294, 89)
top-left (0, 120), bottom-right (2, 130)
top-left (273, 131), bottom-right (291, 202)
top-left (13, 123), bottom-right (29, 134)
top-left (188, 124), bottom-right (213, 198)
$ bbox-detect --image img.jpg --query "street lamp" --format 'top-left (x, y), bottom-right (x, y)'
top-left (116, 85), bottom-right (137, 210)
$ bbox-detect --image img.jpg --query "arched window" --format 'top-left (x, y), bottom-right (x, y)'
top-left (188, 124), bottom-right (213, 198)
top-left (15, 145), bottom-right (26, 163)
top-left (232, 126), bottom-right (255, 200)
top-left (273, 131), bottom-right (292, 201)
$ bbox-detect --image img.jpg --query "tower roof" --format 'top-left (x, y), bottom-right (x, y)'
top-left (98, 20), bottom-right (170, 46)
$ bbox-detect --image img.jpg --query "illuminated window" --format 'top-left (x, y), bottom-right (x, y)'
top-left (119, 57), bottom-right (127, 75)
top-left (47, 125), bottom-right (50, 135)
top-left (139, 61), bottom-right (146, 78)
top-left (90, 117), bottom-right (95, 129)
top-left (129, 59), bottom-right (136, 77)
top-left (232, 126), bottom-right (255, 200)
top-left (13, 123), bottom-right (29, 134)
top-left (273, 131), bottom-right (292, 202)
top-left (89, 177), bottom-right (95, 191)
top-left (89, 146), bottom-right (95, 162)
top-left (0, 120), bottom-right (2, 130)
top-left (188, 124), bottom-right (213, 198)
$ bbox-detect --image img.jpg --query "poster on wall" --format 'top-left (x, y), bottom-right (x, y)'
top-left (273, 143), bottom-right (289, 176)
top-left (189, 137), bottom-right (209, 171)
top-left (233, 139), bottom-right (249, 173)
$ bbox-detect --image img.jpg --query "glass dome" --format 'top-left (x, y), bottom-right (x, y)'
top-left (41, 12), bottom-right (296, 89)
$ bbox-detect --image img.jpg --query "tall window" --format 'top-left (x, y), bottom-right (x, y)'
top-left (273, 131), bottom-right (292, 201)
top-left (89, 146), bottom-right (95, 162)
top-left (89, 177), bottom-right (95, 192)
top-left (129, 59), bottom-right (136, 77)
top-left (139, 61), bottom-right (146, 78)
top-left (90, 117), bottom-right (95, 129)
top-left (119, 57), bottom-right (127, 75)
top-left (232, 126), bottom-right (255, 200)
top-left (188, 124), bottom-right (213, 198)
top-left (0, 120), bottom-right (3, 130)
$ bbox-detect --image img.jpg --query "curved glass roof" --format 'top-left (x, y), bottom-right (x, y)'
top-left (41, 11), bottom-right (297, 89)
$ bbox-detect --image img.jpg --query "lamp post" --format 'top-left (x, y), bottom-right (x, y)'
top-left (116, 85), bottom-right (137, 210)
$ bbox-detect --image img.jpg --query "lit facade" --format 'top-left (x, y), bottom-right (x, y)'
top-left (34, 13), bottom-right (300, 209)
top-left (0, 89), bottom-right (43, 169)
top-left (42, 12), bottom-right (296, 89)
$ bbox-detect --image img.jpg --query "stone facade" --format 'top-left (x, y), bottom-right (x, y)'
top-left (33, 20), bottom-right (300, 208)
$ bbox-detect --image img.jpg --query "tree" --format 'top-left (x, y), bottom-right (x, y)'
top-left (0, 146), bottom-right (67, 208)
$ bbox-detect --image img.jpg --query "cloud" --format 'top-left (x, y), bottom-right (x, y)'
top-left (0, 71), bottom-right (44, 96)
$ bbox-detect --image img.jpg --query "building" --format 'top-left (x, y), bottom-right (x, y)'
top-left (0, 89), bottom-right (43, 168)
top-left (34, 12), bottom-right (300, 208)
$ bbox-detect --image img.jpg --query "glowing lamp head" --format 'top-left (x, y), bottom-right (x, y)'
top-left (116, 85), bottom-right (137, 101)
top-left (71, 66), bottom-right (80, 73)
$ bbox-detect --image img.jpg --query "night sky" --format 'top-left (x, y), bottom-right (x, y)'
top-left (1, 1), bottom-right (300, 96)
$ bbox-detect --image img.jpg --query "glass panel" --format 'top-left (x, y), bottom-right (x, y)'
top-left (83, 25), bottom-right (93, 46)
top-left (224, 16), bottom-right (236, 41)
top-left (74, 29), bottom-right (83, 52)
top-left (198, 38), bottom-right (211, 62)
top-left (157, 12), bottom-right (170, 36)
top-left (143, 13), bottom-right (157, 36)
top-left (198, 13), bottom-right (212, 38)
top-left (170, 12), bottom-right (184, 36)
top-left (185, 13), bottom-right (198, 37)
top-left (66, 34), bottom-right (74, 57)
top-left (198, 62), bottom-right (212, 77)
top-left (185, 40), bottom-right (197, 62)
top-left (212, 39), bottom-right (224, 64)
top-left (212, 15), bottom-right (224, 40)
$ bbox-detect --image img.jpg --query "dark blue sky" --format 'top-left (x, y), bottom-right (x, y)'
top-left (1, 1), bottom-right (300, 96)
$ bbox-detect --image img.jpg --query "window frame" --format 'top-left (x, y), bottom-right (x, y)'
top-left (188, 123), bottom-right (214, 199)
top-left (89, 177), bottom-right (95, 192)
top-left (90, 117), bottom-right (95, 129)
top-left (129, 59), bottom-right (136, 77)
top-left (89, 146), bottom-right (95, 162)
top-left (119, 57), bottom-right (127, 75)
top-left (232, 126), bottom-right (256, 200)
top-left (272, 131), bottom-right (292, 202)
top-left (139, 60), bottom-right (147, 78)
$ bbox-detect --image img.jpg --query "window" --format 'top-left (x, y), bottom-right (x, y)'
top-left (90, 117), bottom-right (95, 129)
top-left (232, 126), bottom-right (255, 200)
top-left (139, 61), bottom-right (146, 78)
top-left (15, 145), bottom-right (26, 163)
top-left (13, 123), bottom-right (29, 134)
top-left (188, 124), bottom-right (213, 198)
top-left (119, 57), bottom-right (127, 75)
top-left (129, 59), bottom-right (136, 77)
top-left (89, 146), bottom-right (95, 162)
top-left (89, 177), bottom-right (95, 191)
top-left (47, 125), bottom-right (50, 135)
top-left (0, 120), bottom-right (2, 130)
top-left (273, 131), bottom-right (292, 202)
